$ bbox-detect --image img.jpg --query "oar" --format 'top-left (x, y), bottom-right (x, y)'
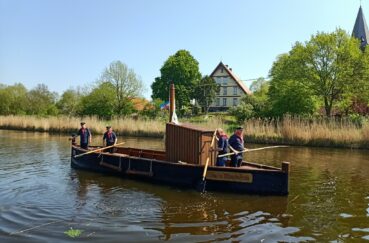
top-left (197, 130), bottom-right (217, 193)
top-left (218, 145), bottom-right (288, 158)
top-left (74, 142), bottom-right (125, 158)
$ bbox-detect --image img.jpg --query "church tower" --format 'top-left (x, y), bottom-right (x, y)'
top-left (352, 5), bottom-right (369, 50)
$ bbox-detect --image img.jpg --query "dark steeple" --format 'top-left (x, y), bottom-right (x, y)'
top-left (352, 6), bottom-right (369, 50)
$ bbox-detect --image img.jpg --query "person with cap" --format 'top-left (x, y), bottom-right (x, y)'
top-left (103, 125), bottom-right (117, 153)
top-left (215, 128), bottom-right (228, 166)
top-left (228, 126), bottom-right (245, 167)
top-left (77, 122), bottom-right (92, 149)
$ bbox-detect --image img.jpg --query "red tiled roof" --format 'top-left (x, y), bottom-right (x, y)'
top-left (210, 62), bottom-right (252, 95)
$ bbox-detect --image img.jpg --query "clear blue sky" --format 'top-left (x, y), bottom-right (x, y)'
top-left (0, 0), bottom-right (365, 99)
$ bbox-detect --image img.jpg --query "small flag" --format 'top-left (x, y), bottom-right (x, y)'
top-left (160, 101), bottom-right (170, 110)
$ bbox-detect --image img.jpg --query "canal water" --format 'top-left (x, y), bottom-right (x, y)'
top-left (0, 130), bottom-right (368, 242)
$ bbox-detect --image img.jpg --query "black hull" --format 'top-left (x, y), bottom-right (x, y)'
top-left (71, 146), bottom-right (289, 195)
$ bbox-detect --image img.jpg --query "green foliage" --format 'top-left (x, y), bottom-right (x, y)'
top-left (26, 84), bottom-right (58, 116)
top-left (151, 50), bottom-right (201, 115)
top-left (193, 75), bottom-right (220, 113)
top-left (80, 82), bottom-right (116, 119)
top-left (57, 89), bottom-right (82, 116)
top-left (229, 103), bottom-right (254, 122)
top-left (269, 29), bottom-right (363, 117)
top-left (139, 99), bottom-right (168, 120)
top-left (64, 228), bottom-right (83, 238)
top-left (269, 53), bottom-right (318, 118)
top-left (99, 60), bottom-right (143, 116)
top-left (0, 83), bottom-right (28, 115)
top-left (229, 78), bottom-right (270, 122)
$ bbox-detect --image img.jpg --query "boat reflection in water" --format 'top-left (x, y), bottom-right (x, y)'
top-left (70, 170), bottom-right (312, 242)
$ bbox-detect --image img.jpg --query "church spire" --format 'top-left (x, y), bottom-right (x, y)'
top-left (352, 5), bottom-right (369, 50)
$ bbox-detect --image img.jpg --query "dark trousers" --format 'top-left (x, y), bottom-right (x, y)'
top-left (216, 157), bottom-right (227, 166)
top-left (106, 142), bottom-right (115, 153)
top-left (231, 155), bottom-right (242, 167)
top-left (80, 142), bottom-right (88, 149)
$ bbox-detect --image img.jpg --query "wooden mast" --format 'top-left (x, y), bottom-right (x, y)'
top-left (169, 83), bottom-right (175, 123)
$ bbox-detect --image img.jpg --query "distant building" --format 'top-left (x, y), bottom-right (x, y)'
top-left (209, 62), bottom-right (251, 112)
top-left (352, 5), bottom-right (369, 50)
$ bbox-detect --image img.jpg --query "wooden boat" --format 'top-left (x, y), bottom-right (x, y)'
top-left (71, 85), bottom-right (289, 195)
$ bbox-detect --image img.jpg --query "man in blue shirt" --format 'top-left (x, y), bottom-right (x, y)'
top-left (103, 126), bottom-right (117, 153)
top-left (228, 126), bottom-right (244, 167)
top-left (77, 122), bottom-right (92, 149)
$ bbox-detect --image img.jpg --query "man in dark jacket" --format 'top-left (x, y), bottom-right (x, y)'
top-left (103, 126), bottom-right (117, 153)
top-left (228, 126), bottom-right (244, 167)
top-left (77, 122), bottom-right (92, 149)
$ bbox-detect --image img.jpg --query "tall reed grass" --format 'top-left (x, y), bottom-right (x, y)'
top-left (0, 115), bottom-right (166, 137)
top-left (244, 116), bottom-right (369, 149)
top-left (1, 115), bottom-right (368, 149)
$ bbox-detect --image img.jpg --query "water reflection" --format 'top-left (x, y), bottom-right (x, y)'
top-left (0, 130), bottom-right (369, 242)
top-left (71, 170), bottom-right (313, 242)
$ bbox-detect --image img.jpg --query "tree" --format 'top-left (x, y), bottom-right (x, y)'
top-left (193, 76), bottom-right (220, 113)
top-left (80, 82), bottom-right (116, 119)
top-left (269, 29), bottom-right (362, 116)
top-left (0, 83), bottom-right (28, 115)
top-left (250, 77), bottom-right (268, 93)
top-left (269, 54), bottom-right (318, 117)
top-left (151, 50), bottom-right (201, 115)
top-left (99, 60), bottom-right (143, 116)
top-left (26, 84), bottom-right (58, 115)
top-left (57, 88), bottom-right (82, 116)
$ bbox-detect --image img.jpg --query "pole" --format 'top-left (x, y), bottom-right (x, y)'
top-left (169, 83), bottom-right (175, 123)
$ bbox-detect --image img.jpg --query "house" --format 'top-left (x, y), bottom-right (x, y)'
top-left (209, 62), bottom-right (251, 112)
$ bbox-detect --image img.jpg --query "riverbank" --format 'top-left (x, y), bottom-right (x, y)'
top-left (244, 116), bottom-right (369, 149)
top-left (0, 115), bottom-right (224, 138)
top-left (0, 115), bottom-right (368, 149)
top-left (0, 115), bottom-right (166, 137)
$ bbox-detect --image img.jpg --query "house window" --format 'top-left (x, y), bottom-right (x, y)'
top-left (215, 77), bottom-right (221, 84)
top-left (223, 98), bottom-right (227, 106)
top-left (233, 98), bottom-right (238, 106)
top-left (221, 68), bottom-right (224, 73)
top-left (216, 98), bottom-right (220, 106)
top-left (223, 77), bottom-right (228, 85)
top-left (223, 87), bottom-right (227, 95)
top-left (233, 87), bottom-right (237, 95)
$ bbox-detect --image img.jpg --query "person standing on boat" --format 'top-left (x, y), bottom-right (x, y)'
top-left (228, 126), bottom-right (244, 167)
top-left (215, 128), bottom-right (228, 166)
top-left (103, 126), bottom-right (117, 153)
top-left (77, 122), bottom-right (92, 149)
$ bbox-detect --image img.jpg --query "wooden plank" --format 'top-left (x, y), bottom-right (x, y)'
top-left (206, 171), bottom-right (253, 183)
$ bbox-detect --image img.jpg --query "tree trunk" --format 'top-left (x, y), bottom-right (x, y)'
top-left (324, 97), bottom-right (332, 116)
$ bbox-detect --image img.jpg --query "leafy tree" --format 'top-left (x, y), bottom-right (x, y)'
top-left (57, 88), bottom-right (82, 116)
top-left (229, 102), bottom-right (254, 122)
top-left (26, 84), bottom-right (58, 115)
top-left (151, 50), bottom-right (201, 115)
top-left (229, 78), bottom-right (270, 122)
top-left (269, 54), bottom-right (318, 117)
top-left (250, 77), bottom-right (268, 93)
top-left (80, 82), bottom-right (116, 119)
top-left (99, 60), bottom-right (143, 116)
top-left (0, 83), bottom-right (28, 115)
top-left (193, 75), bottom-right (220, 113)
top-left (269, 29), bottom-right (362, 116)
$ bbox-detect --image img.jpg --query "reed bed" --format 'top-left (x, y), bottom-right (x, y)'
top-left (1, 115), bottom-right (368, 149)
top-left (0, 115), bottom-right (166, 137)
top-left (244, 116), bottom-right (369, 149)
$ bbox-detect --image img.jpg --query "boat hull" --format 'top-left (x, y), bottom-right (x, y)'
top-left (71, 146), bottom-right (289, 195)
